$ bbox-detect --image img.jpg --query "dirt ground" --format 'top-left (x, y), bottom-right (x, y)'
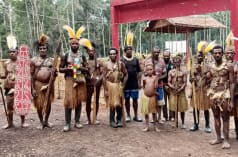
top-left (1, 88), bottom-right (238, 157)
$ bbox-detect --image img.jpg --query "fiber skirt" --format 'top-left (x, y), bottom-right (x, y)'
top-left (140, 93), bottom-right (157, 115)
top-left (169, 91), bottom-right (188, 112)
top-left (64, 77), bottom-right (87, 109)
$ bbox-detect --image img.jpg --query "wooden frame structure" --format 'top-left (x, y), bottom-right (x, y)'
top-left (110, 0), bottom-right (238, 59)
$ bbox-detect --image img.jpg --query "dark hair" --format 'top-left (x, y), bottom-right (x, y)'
top-left (109, 47), bottom-right (118, 55)
top-left (212, 45), bottom-right (223, 54)
top-left (34, 41), bottom-right (49, 51)
top-left (91, 42), bottom-right (98, 49)
top-left (8, 47), bottom-right (18, 53)
top-left (152, 46), bottom-right (160, 52)
top-left (124, 46), bottom-right (132, 52)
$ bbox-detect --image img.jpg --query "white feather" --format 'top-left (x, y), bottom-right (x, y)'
top-left (7, 34), bottom-right (17, 50)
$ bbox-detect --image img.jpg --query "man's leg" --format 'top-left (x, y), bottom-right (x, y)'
top-left (210, 105), bottom-right (222, 145)
top-left (221, 102), bottom-right (231, 149)
top-left (181, 112), bottom-right (186, 129)
top-left (124, 90), bottom-right (131, 122)
top-left (2, 95), bottom-right (14, 129)
top-left (96, 85), bottom-right (101, 116)
top-left (204, 110), bottom-right (211, 133)
top-left (190, 108), bottom-right (199, 131)
top-left (125, 98), bottom-right (131, 120)
top-left (75, 104), bottom-right (83, 128)
top-left (86, 85), bottom-right (93, 124)
top-left (109, 107), bottom-right (117, 128)
top-left (170, 111), bottom-right (175, 121)
top-left (37, 108), bottom-right (44, 129)
top-left (234, 116), bottom-right (238, 139)
top-left (133, 98), bottom-right (142, 122)
top-left (116, 106), bottom-right (123, 127)
top-left (44, 103), bottom-right (53, 128)
top-left (63, 108), bottom-right (72, 132)
top-left (163, 90), bottom-right (168, 121)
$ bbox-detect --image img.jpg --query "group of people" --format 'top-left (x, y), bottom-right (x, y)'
top-left (1, 26), bottom-right (238, 150)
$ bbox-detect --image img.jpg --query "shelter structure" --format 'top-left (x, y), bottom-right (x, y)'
top-left (144, 15), bottom-right (225, 33)
top-left (144, 15), bottom-right (226, 60)
top-left (110, 0), bottom-right (238, 59)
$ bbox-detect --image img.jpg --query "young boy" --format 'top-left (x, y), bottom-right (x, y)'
top-left (140, 64), bottom-right (159, 132)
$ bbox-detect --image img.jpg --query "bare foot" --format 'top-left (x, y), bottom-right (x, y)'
top-left (21, 123), bottom-right (29, 128)
top-left (142, 127), bottom-right (149, 132)
top-left (210, 139), bottom-right (222, 145)
top-left (222, 141), bottom-right (231, 149)
top-left (2, 124), bottom-right (14, 129)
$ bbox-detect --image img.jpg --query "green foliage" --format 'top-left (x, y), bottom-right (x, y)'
top-left (0, 0), bottom-right (231, 58)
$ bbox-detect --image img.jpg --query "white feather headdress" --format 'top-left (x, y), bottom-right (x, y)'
top-left (7, 34), bottom-right (17, 50)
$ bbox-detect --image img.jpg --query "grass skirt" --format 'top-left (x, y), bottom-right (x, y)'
top-left (191, 88), bottom-right (210, 110)
top-left (169, 90), bottom-right (188, 112)
top-left (64, 77), bottom-right (87, 109)
top-left (105, 81), bottom-right (123, 108)
top-left (140, 92), bottom-right (157, 115)
top-left (33, 81), bottom-right (54, 113)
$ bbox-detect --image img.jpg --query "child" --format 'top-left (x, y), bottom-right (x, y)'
top-left (140, 64), bottom-right (159, 132)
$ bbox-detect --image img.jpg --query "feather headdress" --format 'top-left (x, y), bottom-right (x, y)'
top-left (79, 38), bottom-right (93, 50)
top-left (7, 34), bottom-right (17, 51)
top-left (126, 31), bottom-right (134, 47)
top-left (204, 41), bottom-right (216, 54)
top-left (33, 34), bottom-right (50, 50)
top-left (225, 31), bottom-right (235, 52)
top-left (63, 25), bottom-right (85, 40)
top-left (38, 34), bottom-right (48, 45)
top-left (197, 41), bottom-right (207, 53)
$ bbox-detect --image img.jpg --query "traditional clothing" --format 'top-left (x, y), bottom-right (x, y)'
top-left (169, 90), bottom-right (188, 112)
top-left (191, 63), bottom-right (210, 110)
top-left (31, 56), bottom-right (54, 113)
top-left (61, 25), bottom-right (87, 131)
top-left (62, 52), bottom-right (87, 108)
top-left (104, 58), bottom-right (126, 128)
top-left (2, 34), bottom-right (28, 128)
top-left (207, 61), bottom-right (231, 110)
top-left (140, 93), bottom-right (157, 115)
top-left (105, 64), bottom-right (124, 108)
top-left (168, 68), bottom-right (188, 112)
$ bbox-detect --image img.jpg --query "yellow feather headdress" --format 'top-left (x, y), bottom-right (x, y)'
top-left (197, 41), bottom-right (208, 53)
top-left (225, 31), bottom-right (235, 52)
top-left (126, 31), bottom-right (134, 47)
top-left (204, 41), bottom-right (216, 54)
top-left (63, 25), bottom-right (85, 40)
top-left (79, 38), bottom-right (93, 50)
top-left (7, 34), bottom-right (17, 51)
